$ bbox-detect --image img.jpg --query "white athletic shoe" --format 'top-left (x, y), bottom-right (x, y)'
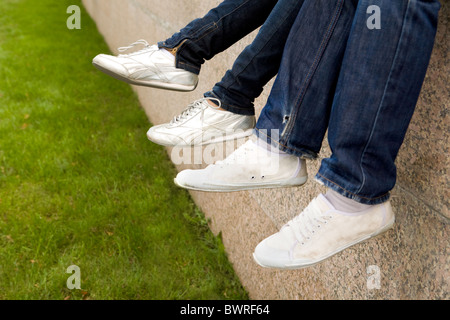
top-left (253, 194), bottom-right (395, 269)
top-left (174, 139), bottom-right (308, 191)
top-left (147, 98), bottom-right (256, 146)
top-left (92, 40), bottom-right (198, 91)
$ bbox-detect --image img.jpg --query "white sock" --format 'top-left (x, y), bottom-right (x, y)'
top-left (325, 189), bottom-right (373, 213)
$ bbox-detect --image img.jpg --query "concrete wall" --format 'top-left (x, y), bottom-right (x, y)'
top-left (82, 0), bottom-right (449, 299)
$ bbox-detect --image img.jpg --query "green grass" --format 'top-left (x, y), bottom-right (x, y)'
top-left (0, 0), bottom-right (248, 300)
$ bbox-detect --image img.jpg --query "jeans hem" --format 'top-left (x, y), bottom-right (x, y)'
top-left (254, 127), bottom-right (318, 159)
top-left (315, 172), bottom-right (391, 205)
top-left (158, 41), bottom-right (201, 75)
top-left (203, 91), bottom-right (255, 116)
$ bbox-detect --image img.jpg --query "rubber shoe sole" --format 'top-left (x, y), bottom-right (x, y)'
top-left (92, 60), bottom-right (197, 92)
top-left (174, 175), bottom-right (308, 192)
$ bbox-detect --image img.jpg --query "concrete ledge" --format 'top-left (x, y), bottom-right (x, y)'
top-left (83, 0), bottom-right (449, 299)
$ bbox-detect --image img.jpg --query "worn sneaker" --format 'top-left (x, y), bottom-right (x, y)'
top-left (253, 194), bottom-right (395, 269)
top-left (147, 98), bottom-right (256, 146)
top-left (174, 139), bottom-right (308, 191)
top-left (92, 40), bottom-right (198, 91)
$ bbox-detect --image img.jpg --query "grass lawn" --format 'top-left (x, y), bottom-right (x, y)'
top-left (0, 0), bottom-right (248, 300)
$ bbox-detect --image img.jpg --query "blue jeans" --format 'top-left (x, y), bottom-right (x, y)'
top-left (161, 0), bottom-right (440, 204)
top-left (159, 0), bottom-right (305, 116)
top-left (256, 0), bottom-right (441, 204)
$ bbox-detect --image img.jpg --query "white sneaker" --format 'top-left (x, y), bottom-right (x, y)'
top-left (174, 139), bottom-right (308, 191)
top-left (147, 98), bottom-right (256, 146)
top-left (253, 194), bottom-right (395, 269)
top-left (92, 40), bottom-right (198, 91)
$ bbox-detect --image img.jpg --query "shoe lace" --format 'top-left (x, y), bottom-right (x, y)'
top-left (286, 198), bottom-right (332, 246)
top-left (117, 39), bottom-right (152, 56)
top-left (169, 98), bottom-right (221, 126)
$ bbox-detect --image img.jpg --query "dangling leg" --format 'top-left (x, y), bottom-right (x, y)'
top-left (254, 0), bottom-right (440, 269)
top-left (147, 0), bottom-right (306, 146)
top-left (174, 0), bottom-right (357, 190)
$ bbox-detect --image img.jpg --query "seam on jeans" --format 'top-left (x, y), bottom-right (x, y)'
top-left (188, 0), bottom-right (254, 43)
top-left (355, 1), bottom-right (410, 194)
top-left (193, 22), bottom-right (219, 43)
top-left (256, 127), bottom-right (287, 148)
top-left (177, 0), bottom-right (255, 70)
top-left (178, 61), bottom-right (200, 72)
top-left (317, 172), bottom-right (390, 201)
top-left (222, 1), bottom-right (299, 92)
top-left (281, 0), bottom-right (344, 142)
top-left (175, 22), bottom-right (220, 71)
top-left (163, 0), bottom-right (257, 55)
top-left (216, 0), bottom-right (255, 24)
top-left (189, 21), bottom-right (217, 38)
top-left (255, 127), bottom-right (317, 159)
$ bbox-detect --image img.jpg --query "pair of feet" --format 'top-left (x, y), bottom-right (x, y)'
top-left (92, 40), bottom-right (395, 269)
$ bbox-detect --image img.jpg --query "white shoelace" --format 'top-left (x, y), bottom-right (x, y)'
top-left (169, 98), bottom-right (222, 126)
top-left (117, 39), bottom-right (153, 56)
top-left (286, 198), bottom-right (332, 246)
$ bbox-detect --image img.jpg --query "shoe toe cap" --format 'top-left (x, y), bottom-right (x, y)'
top-left (93, 54), bottom-right (129, 76)
top-left (174, 169), bottom-right (205, 189)
top-left (174, 170), bottom-right (189, 184)
top-left (147, 126), bottom-right (185, 146)
top-left (253, 237), bottom-right (291, 269)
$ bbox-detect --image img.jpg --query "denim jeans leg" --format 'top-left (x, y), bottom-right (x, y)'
top-left (256, 0), bottom-right (358, 155)
top-left (205, 0), bottom-right (306, 116)
top-left (159, 0), bottom-right (279, 75)
top-left (316, 0), bottom-right (441, 204)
